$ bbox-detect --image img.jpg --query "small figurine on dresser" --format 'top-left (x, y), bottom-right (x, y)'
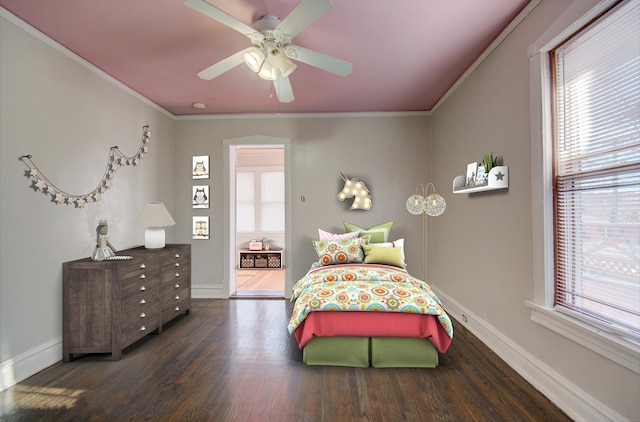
top-left (92, 220), bottom-right (117, 261)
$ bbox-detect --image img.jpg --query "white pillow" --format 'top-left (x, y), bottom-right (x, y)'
top-left (374, 239), bottom-right (406, 266)
top-left (318, 228), bottom-right (360, 241)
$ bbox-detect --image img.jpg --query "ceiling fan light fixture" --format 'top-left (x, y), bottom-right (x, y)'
top-left (243, 47), bottom-right (265, 73)
top-left (258, 62), bottom-right (277, 81)
top-left (267, 47), bottom-right (297, 78)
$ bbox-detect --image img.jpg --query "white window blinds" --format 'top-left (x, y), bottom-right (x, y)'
top-left (553, 0), bottom-right (640, 338)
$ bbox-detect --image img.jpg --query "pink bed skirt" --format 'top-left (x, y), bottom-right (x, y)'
top-left (293, 311), bottom-right (452, 353)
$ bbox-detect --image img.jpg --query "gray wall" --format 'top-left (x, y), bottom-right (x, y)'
top-left (429, 0), bottom-right (639, 420)
top-left (0, 14), bottom-right (176, 388)
top-left (174, 116), bottom-right (431, 296)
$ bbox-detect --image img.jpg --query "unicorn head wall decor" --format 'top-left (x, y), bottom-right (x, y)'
top-left (337, 172), bottom-right (372, 211)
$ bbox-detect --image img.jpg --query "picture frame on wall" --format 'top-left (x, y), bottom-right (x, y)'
top-left (192, 155), bottom-right (209, 179)
top-left (192, 216), bottom-right (209, 239)
top-left (466, 162), bottom-right (478, 187)
top-left (192, 185), bottom-right (210, 209)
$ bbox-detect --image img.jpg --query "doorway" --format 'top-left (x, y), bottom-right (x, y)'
top-left (234, 147), bottom-right (285, 297)
top-left (223, 136), bottom-right (291, 299)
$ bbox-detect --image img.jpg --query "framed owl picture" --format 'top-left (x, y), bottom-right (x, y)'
top-left (192, 185), bottom-right (210, 209)
top-left (192, 216), bottom-right (209, 240)
top-left (192, 155), bottom-right (209, 179)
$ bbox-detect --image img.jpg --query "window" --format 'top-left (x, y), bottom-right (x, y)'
top-left (236, 169), bottom-right (285, 233)
top-left (552, 0), bottom-right (640, 339)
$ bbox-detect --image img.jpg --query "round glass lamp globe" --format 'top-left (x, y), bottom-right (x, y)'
top-left (406, 194), bottom-right (425, 215)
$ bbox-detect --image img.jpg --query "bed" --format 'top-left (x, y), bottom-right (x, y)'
top-left (288, 223), bottom-right (453, 368)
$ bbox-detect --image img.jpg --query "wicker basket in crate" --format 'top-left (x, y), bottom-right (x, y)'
top-left (268, 255), bottom-right (281, 268)
top-left (254, 256), bottom-right (268, 268)
top-left (240, 255), bottom-right (254, 268)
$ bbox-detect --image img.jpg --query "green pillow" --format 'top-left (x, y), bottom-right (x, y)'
top-left (344, 221), bottom-right (393, 243)
top-left (362, 244), bottom-right (405, 268)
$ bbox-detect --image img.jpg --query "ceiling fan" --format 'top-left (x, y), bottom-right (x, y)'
top-left (184, 0), bottom-right (353, 103)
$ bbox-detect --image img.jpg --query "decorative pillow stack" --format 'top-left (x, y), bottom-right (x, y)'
top-left (313, 222), bottom-right (403, 268)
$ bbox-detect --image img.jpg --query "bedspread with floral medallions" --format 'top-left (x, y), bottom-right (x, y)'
top-left (287, 263), bottom-right (453, 338)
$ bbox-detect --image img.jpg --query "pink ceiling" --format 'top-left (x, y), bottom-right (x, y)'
top-left (0, 0), bottom-right (530, 116)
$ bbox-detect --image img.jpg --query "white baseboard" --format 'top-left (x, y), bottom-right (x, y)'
top-left (191, 284), bottom-right (226, 299)
top-left (431, 286), bottom-right (625, 422)
top-left (1, 337), bottom-right (62, 392)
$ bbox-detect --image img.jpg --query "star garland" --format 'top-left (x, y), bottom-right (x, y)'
top-left (20, 125), bottom-right (151, 208)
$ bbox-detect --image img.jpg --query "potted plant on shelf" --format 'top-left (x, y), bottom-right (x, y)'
top-left (476, 152), bottom-right (500, 185)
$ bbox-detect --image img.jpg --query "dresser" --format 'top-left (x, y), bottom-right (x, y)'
top-left (63, 244), bottom-right (191, 361)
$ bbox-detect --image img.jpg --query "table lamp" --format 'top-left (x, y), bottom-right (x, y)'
top-left (134, 202), bottom-right (176, 249)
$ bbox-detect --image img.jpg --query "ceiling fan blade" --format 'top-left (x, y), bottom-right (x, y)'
top-left (197, 48), bottom-right (252, 80)
top-left (284, 45), bottom-right (352, 77)
top-left (277, 0), bottom-right (333, 39)
top-left (273, 76), bottom-right (294, 103)
top-left (184, 0), bottom-right (262, 41)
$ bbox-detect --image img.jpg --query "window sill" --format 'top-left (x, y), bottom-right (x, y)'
top-left (526, 301), bottom-right (640, 374)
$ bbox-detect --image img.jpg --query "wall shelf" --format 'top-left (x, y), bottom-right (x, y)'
top-left (453, 166), bottom-right (509, 194)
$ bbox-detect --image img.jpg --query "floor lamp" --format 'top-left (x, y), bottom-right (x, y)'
top-left (406, 183), bottom-right (446, 278)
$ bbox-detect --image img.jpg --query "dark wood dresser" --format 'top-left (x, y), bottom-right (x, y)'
top-left (63, 244), bottom-right (191, 361)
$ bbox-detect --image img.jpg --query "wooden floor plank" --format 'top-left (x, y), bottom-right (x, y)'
top-left (0, 299), bottom-right (571, 421)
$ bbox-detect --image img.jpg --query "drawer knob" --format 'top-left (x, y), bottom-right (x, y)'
top-left (175, 272), bottom-right (180, 277)
top-left (140, 312), bottom-right (146, 318)
top-left (140, 326), bottom-right (146, 331)
top-left (175, 262), bottom-right (180, 267)
top-left (139, 298), bottom-right (146, 304)
top-left (175, 283), bottom-right (180, 289)
top-left (139, 285), bottom-right (146, 291)
top-left (139, 274), bottom-right (146, 279)
top-left (139, 263), bottom-right (146, 269)
top-left (175, 253), bottom-right (180, 258)
top-left (174, 295), bottom-right (180, 300)
top-left (174, 306), bottom-right (180, 311)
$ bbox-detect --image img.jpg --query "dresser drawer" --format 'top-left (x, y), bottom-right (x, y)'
top-left (122, 289), bottom-right (160, 316)
top-left (161, 293), bottom-right (190, 325)
top-left (122, 310), bottom-right (160, 347)
top-left (163, 285), bottom-right (189, 305)
top-left (121, 274), bottom-right (160, 300)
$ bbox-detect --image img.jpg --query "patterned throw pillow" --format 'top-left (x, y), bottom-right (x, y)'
top-left (317, 228), bottom-right (360, 241)
top-left (362, 244), bottom-right (405, 269)
top-left (343, 221), bottom-right (393, 243)
top-left (312, 237), bottom-right (368, 266)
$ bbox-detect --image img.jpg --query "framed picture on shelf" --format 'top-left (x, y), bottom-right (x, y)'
top-left (475, 165), bottom-right (487, 185)
top-left (192, 155), bottom-right (209, 179)
top-left (192, 216), bottom-right (209, 239)
top-left (192, 185), bottom-right (210, 209)
top-left (466, 162), bottom-right (478, 186)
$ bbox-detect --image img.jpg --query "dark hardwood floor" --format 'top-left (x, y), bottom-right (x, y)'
top-left (0, 299), bottom-right (571, 421)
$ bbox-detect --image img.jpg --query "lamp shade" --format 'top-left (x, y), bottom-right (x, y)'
top-left (267, 48), bottom-right (297, 77)
top-left (135, 202), bottom-right (176, 227)
top-left (135, 203), bottom-right (176, 249)
top-left (406, 194), bottom-right (425, 215)
top-left (243, 47), bottom-right (265, 73)
top-left (425, 193), bottom-right (446, 216)
top-left (258, 62), bottom-right (277, 80)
